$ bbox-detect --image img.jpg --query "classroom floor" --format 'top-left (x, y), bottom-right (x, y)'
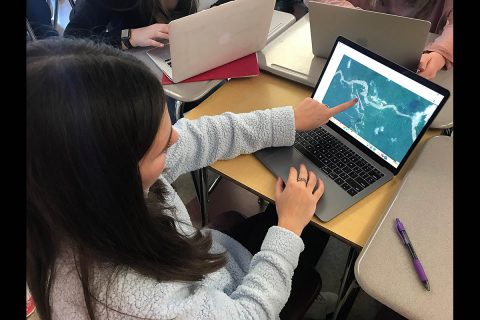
top-left (27, 1), bottom-right (403, 319)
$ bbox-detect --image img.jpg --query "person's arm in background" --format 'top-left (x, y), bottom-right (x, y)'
top-left (64, 0), bottom-right (170, 49)
top-left (64, 0), bottom-right (121, 46)
top-left (303, 0), bottom-right (356, 9)
top-left (418, 9), bottom-right (453, 79)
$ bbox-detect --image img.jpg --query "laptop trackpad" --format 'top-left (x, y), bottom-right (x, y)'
top-left (255, 147), bottom-right (355, 222)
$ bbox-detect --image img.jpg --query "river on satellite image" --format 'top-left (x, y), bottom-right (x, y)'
top-left (323, 56), bottom-right (437, 163)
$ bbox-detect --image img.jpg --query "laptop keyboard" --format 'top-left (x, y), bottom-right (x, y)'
top-left (294, 127), bottom-right (384, 196)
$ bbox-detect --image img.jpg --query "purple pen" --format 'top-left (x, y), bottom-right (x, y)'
top-left (395, 218), bottom-right (430, 291)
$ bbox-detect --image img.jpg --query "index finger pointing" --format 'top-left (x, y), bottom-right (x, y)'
top-left (327, 98), bottom-right (358, 116)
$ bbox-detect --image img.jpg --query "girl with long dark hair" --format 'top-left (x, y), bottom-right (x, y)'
top-left (27, 38), bottom-right (357, 319)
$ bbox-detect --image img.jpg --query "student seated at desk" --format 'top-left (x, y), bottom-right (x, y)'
top-left (27, 38), bottom-right (357, 320)
top-left (303, 0), bottom-right (453, 80)
top-left (64, 0), bottom-right (236, 123)
top-left (64, 0), bottom-right (234, 50)
top-left (64, 0), bottom-right (193, 49)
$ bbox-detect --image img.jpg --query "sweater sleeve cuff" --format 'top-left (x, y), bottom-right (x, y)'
top-left (270, 106), bottom-right (296, 147)
top-left (424, 45), bottom-right (453, 70)
top-left (261, 226), bottom-right (305, 267)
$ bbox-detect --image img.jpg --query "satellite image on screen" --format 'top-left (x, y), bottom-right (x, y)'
top-left (323, 55), bottom-right (436, 162)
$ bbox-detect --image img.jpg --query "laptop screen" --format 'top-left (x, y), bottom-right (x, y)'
top-left (311, 37), bottom-right (448, 172)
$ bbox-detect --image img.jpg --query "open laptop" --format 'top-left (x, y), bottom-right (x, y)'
top-left (268, 9), bottom-right (296, 43)
top-left (146, 0), bottom-right (275, 83)
top-left (255, 36), bottom-right (449, 222)
top-left (258, 15), bottom-right (323, 87)
top-left (309, 1), bottom-right (431, 71)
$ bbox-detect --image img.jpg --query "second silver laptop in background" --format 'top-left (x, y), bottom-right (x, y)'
top-left (309, 1), bottom-right (431, 71)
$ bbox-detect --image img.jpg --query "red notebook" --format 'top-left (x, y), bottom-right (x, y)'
top-left (161, 53), bottom-right (259, 85)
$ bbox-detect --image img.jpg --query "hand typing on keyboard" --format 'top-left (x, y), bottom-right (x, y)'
top-left (129, 23), bottom-right (169, 48)
top-left (293, 97), bottom-right (358, 131)
top-left (275, 164), bottom-right (324, 236)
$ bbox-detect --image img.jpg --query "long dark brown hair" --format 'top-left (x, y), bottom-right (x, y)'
top-left (27, 38), bottom-right (226, 320)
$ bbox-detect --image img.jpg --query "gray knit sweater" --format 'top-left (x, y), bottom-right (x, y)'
top-left (51, 106), bottom-right (305, 319)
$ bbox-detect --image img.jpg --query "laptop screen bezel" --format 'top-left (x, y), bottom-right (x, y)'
top-left (310, 36), bottom-right (450, 175)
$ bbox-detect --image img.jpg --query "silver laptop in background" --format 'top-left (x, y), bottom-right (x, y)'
top-left (309, 1), bottom-right (431, 71)
top-left (146, 0), bottom-right (275, 83)
top-left (255, 36), bottom-right (449, 222)
top-left (268, 9), bottom-right (296, 43)
top-left (258, 14), bottom-right (323, 87)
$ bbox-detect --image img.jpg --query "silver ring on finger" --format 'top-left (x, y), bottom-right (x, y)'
top-left (297, 177), bottom-right (308, 185)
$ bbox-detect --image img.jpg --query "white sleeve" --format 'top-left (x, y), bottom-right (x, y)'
top-left (164, 106), bottom-right (295, 183)
top-left (186, 227), bottom-right (304, 319)
top-left (91, 226), bottom-right (305, 320)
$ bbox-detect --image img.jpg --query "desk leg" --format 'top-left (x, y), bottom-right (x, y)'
top-left (333, 280), bottom-right (360, 320)
top-left (190, 170), bottom-right (201, 205)
top-left (197, 167), bottom-right (209, 227)
top-left (175, 100), bottom-right (185, 121)
top-left (207, 176), bottom-right (222, 196)
top-left (191, 168), bottom-right (211, 227)
top-left (332, 247), bottom-right (360, 320)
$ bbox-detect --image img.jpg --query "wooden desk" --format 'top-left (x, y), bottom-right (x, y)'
top-left (185, 72), bottom-right (441, 248)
